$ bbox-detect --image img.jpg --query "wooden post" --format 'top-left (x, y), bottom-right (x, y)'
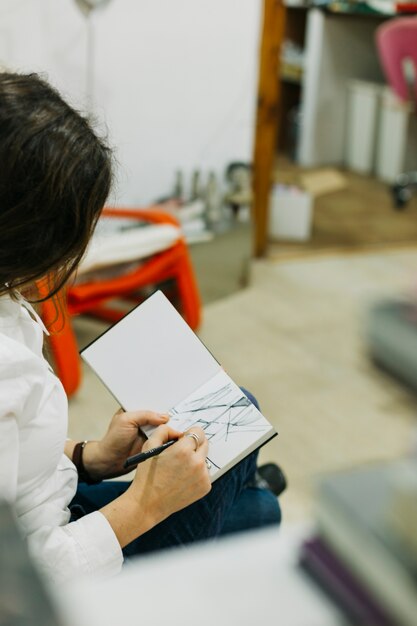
top-left (252, 0), bottom-right (286, 257)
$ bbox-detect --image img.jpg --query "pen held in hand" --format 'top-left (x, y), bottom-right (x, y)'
top-left (124, 439), bottom-right (177, 469)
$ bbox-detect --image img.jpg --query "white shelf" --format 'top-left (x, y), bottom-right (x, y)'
top-left (296, 9), bottom-right (386, 167)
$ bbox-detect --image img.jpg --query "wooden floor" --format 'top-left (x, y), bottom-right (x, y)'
top-left (269, 155), bottom-right (417, 259)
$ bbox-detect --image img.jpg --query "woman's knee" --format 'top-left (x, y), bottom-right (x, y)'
top-left (240, 387), bottom-right (260, 411)
top-left (220, 486), bottom-right (281, 537)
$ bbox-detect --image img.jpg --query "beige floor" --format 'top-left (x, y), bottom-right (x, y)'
top-left (68, 248), bottom-right (417, 524)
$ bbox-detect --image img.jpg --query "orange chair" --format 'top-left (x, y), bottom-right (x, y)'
top-left (40, 207), bottom-right (201, 397)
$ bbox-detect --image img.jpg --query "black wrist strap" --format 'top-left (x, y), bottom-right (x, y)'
top-left (72, 441), bottom-right (102, 485)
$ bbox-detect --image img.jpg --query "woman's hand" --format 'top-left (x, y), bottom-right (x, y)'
top-left (82, 408), bottom-right (170, 480)
top-left (126, 424), bottom-right (211, 525)
top-left (99, 423), bottom-right (212, 548)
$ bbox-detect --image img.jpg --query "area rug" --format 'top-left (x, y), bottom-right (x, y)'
top-left (198, 249), bottom-right (417, 521)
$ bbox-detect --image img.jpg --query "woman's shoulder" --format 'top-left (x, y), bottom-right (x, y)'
top-left (0, 330), bottom-right (50, 425)
top-left (0, 293), bottom-right (44, 360)
top-left (0, 324), bottom-right (46, 380)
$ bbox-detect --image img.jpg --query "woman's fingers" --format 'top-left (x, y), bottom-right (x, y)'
top-left (118, 410), bottom-right (209, 460)
top-left (179, 426), bottom-right (209, 458)
top-left (143, 425), bottom-right (209, 463)
top-left (144, 424), bottom-right (183, 449)
top-left (123, 409), bottom-right (170, 428)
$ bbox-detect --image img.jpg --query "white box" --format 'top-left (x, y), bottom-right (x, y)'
top-left (375, 87), bottom-right (412, 183)
top-left (346, 80), bottom-right (381, 174)
top-left (268, 184), bottom-right (313, 241)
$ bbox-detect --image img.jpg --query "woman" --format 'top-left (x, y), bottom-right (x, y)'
top-left (0, 72), bottom-right (281, 584)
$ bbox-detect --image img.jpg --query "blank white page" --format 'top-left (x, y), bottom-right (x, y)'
top-left (81, 291), bottom-right (220, 412)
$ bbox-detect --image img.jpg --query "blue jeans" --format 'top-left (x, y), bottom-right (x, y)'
top-left (70, 390), bottom-right (281, 559)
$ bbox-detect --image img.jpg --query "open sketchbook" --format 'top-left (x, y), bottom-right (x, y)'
top-left (81, 290), bottom-right (277, 481)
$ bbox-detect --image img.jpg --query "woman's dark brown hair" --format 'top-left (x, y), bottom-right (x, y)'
top-left (0, 72), bottom-right (112, 301)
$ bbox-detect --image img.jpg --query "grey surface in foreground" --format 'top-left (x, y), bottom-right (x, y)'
top-left (56, 524), bottom-right (343, 626)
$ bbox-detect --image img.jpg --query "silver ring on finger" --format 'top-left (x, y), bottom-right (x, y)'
top-left (185, 432), bottom-right (200, 451)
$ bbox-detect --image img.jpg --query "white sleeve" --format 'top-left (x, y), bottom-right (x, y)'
top-left (27, 512), bottom-right (124, 584)
top-left (0, 408), bottom-right (19, 502)
top-left (0, 344), bottom-right (124, 584)
top-left (0, 367), bottom-right (28, 502)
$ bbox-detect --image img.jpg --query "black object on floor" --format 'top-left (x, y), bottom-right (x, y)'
top-left (255, 463), bottom-right (287, 497)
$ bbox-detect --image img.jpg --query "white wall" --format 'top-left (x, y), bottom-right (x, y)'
top-left (0, 0), bottom-right (261, 205)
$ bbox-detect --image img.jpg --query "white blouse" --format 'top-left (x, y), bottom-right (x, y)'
top-left (0, 294), bottom-right (123, 583)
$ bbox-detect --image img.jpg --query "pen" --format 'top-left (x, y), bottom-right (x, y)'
top-left (124, 439), bottom-right (177, 469)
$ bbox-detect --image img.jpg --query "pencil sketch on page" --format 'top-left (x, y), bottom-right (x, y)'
top-left (168, 369), bottom-right (272, 470)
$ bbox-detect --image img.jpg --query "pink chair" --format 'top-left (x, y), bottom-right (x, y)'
top-left (376, 16), bottom-right (417, 102)
top-left (376, 17), bottom-right (417, 208)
